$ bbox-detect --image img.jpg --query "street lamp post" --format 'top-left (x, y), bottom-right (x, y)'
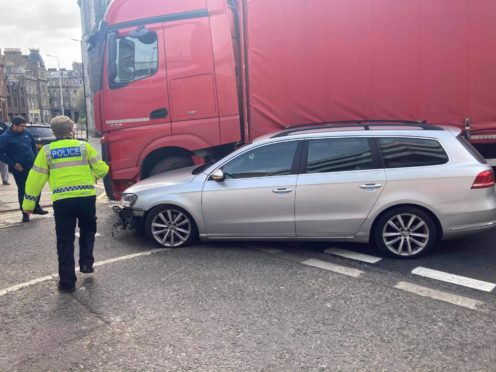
top-left (71, 38), bottom-right (89, 140)
top-left (46, 54), bottom-right (65, 116)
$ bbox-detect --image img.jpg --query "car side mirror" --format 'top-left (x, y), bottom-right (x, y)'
top-left (211, 169), bottom-right (225, 182)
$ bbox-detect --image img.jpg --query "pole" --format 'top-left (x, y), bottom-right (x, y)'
top-left (47, 54), bottom-right (65, 116)
top-left (71, 39), bottom-right (88, 140)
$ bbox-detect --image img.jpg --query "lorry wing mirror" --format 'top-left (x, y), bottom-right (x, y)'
top-left (211, 169), bottom-right (225, 182)
top-left (107, 32), bottom-right (117, 82)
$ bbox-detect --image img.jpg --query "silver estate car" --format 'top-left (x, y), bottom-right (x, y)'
top-left (118, 123), bottom-right (496, 258)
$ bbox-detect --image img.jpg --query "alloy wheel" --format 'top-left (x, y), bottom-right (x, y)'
top-left (382, 213), bottom-right (430, 256)
top-left (150, 209), bottom-right (192, 247)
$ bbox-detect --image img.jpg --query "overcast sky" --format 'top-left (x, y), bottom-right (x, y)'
top-left (0, 0), bottom-right (83, 70)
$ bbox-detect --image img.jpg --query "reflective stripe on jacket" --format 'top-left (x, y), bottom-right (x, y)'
top-left (22, 139), bottom-right (109, 211)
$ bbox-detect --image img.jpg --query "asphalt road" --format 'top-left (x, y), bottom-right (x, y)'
top-left (1, 200), bottom-right (496, 371)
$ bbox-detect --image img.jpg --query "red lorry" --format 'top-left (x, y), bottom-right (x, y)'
top-left (90, 0), bottom-right (496, 200)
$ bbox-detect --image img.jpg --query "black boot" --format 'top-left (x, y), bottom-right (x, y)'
top-left (22, 213), bottom-right (30, 223)
top-left (33, 208), bottom-right (49, 215)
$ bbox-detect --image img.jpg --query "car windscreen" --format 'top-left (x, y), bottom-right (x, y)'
top-left (27, 127), bottom-right (54, 137)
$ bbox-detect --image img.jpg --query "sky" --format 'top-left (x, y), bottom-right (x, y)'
top-left (0, 0), bottom-right (83, 70)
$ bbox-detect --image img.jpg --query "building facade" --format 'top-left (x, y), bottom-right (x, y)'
top-left (0, 50), bottom-right (8, 122)
top-left (78, 0), bottom-right (111, 135)
top-left (3, 48), bottom-right (50, 123)
top-left (48, 63), bottom-right (84, 122)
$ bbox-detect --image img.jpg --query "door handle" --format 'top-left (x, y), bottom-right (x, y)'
top-left (150, 108), bottom-right (168, 119)
top-left (272, 188), bottom-right (293, 194)
top-left (359, 183), bottom-right (383, 190)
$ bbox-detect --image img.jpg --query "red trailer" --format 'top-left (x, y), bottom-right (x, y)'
top-left (90, 0), bottom-right (496, 199)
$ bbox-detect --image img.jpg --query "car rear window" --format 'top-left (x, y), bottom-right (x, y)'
top-left (27, 127), bottom-right (54, 137)
top-left (378, 137), bottom-right (449, 168)
top-left (456, 135), bottom-right (487, 164)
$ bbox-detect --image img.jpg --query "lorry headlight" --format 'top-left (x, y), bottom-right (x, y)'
top-left (121, 193), bottom-right (138, 208)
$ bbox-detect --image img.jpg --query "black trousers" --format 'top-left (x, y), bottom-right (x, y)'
top-left (11, 167), bottom-right (41, 212)
top-left (53, 196), bottom-right (97, 287)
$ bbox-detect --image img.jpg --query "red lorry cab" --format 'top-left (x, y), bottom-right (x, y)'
top-left (91, 0), bottom-right (496, 200)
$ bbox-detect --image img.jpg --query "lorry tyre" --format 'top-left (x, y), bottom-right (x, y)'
top-left (373, 206), bottom-right (438, 258)
top-left (149, 156), bottom-right (193, 177)
top-left (145, 205), bottom-right (197, 248)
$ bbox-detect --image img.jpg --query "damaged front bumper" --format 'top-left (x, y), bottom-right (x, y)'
top-left (112, 206), bottom-right (144, 236)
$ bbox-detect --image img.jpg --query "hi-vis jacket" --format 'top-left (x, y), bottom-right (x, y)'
top-left (22, 139), bottom-right (109, 211)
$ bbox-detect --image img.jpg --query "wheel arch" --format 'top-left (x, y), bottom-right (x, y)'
top-left (141, 147), bottom-right (194, 179)
top-left (369, 203), bottom-right (444, 244)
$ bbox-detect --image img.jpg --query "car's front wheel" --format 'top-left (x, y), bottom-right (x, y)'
top-left (145, 205), bottom-right (197, 248)
top-left (373, 207), bottom-right (438, 258)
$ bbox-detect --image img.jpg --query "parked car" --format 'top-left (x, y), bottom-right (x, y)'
top-left (115, 122), bottom-right (496, 258)
top-left (26, 124), bottom-right (57, 150)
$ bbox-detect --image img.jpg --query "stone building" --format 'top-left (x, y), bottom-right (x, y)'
top-left (78, 0), bottom-right (111, 135)
top-left (3, 48), bottom-right (50, 123)
top-left (0, 50), bottom-right (8, 122)
top-left (48, 62), bottom-right (84, 122)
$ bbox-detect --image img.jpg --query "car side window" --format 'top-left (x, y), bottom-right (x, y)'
top-left (378, 137), bottom-right (448, 168)
top-left (307, 137), bottom-right (374, 173)
top-left (222, 141), bottom-right (298, 179)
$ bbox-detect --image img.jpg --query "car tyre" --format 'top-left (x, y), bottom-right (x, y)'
top-left (145, 205), bottom-right (197, 248)
top-left (149, 156), bottom-right (193, 177)
top-left (373, 206), bottom-right (438, 258)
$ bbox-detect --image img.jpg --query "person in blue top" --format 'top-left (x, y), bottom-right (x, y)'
top-left (0, 116), bottom-right (48, 222)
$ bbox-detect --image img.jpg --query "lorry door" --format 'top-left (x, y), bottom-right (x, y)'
top-left (163, 16), bottom-right (221, 147)
top-left (295, 137), bottom-right (386, 237)
top-left (103, 23), bottom-right (171, 133)
top-left (201, 140), bottom-right (300, 237)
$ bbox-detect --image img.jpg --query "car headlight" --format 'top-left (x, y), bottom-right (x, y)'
top-left (121, 193), bottom-right (138, 208)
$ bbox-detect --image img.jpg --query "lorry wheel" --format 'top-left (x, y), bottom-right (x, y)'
top-left (145, 205), bottom-right (197, 248)
top-left (373, 206), bottom-right (438, 258)
top-left (149, 156), bottom-right (193, 177)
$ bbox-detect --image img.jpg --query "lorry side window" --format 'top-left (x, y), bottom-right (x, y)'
top-left (110, 31), bottom-right (158, 87)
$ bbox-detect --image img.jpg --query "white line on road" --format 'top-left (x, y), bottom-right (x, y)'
top-left (412, 267), bottom-right (496, 292)
top-left (75, 232), bottom-right (102, 238)
top-left (324, 248), bottom-right (382, 264)
top-left (257, 248), bottom-right (284, 254)
top-left (0, 249), bottom-right (166, 298)
top-left (394, 281), bottom-right (484, 310)
top-left (302, 258), bottom-right (363, 278)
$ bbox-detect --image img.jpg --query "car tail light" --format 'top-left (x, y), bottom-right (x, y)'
top-left (471, 170), bottom-right (495, 189)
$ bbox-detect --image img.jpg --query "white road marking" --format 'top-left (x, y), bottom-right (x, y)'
top-left (75, 232), bottom-right (102, 238)
top-left (302, 258), bottom-right (363, 278)
top-left (0, 249), bottom-right (166, 298)
top-left (94, 184), bottom-right (105, 190)
top-left (394, 281), bottom-right (484, 310)
top-left (412, 267), bottom-right (496, 292)
top-left (324, 248), bottom-right (382, 264)
top-left (257, 248), bottom-right (283, 254)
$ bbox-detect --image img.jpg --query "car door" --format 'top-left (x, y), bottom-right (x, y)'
top-left (202, 140), bottom-right (300, 237)
top-left (296, 137), bottom-right (386, 237)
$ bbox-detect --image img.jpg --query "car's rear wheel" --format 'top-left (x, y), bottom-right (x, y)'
top-left (145, 205), bottom-right (197, 248)
top-left (373, 207), bottom-right (438, 258)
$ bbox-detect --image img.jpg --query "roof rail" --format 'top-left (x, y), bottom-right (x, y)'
top-left (271, 120), bottom-right (443, 138)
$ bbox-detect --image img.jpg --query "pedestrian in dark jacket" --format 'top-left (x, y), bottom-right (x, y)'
top-left (0, 116), bottom-right (48, 221)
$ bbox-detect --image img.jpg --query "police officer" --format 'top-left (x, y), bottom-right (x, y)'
top-left (23, 116), bottom-right (109, 293)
